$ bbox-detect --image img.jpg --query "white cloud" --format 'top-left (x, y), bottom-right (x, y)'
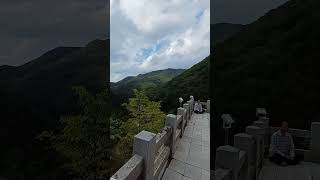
top-left (111, 0), bottom-right (210, 82)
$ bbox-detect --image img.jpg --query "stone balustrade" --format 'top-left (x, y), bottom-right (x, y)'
top-left (214, 108), bottom-right (320, 180)
top-left (111, 97), bottom-right (205, 180)
top-left (213, 109), bottom-right (270, 180)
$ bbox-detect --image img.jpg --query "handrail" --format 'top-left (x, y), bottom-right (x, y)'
top-left (110, 97), bottom-right (209, 180)
top-left (155, 126), bottom-right (172, 152)
top-left (214, 108), bottom-right (320, 180)
top-left (110, 154), bottom-right (143, 180)
top-left (270, 127), bottom-right (311, 138)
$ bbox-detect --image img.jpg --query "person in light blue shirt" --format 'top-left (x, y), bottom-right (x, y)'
top-left (194, 100), bottom-right (203, 114)
top-left (269, 121), bottom-right (298, 165)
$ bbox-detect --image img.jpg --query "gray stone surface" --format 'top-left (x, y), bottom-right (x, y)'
top-left (166, 114), bottom-right (177, 156)
top-left (162, 168), bottom-right (183, 180)
top-left (234, 133), bottom-right (256, 180)
top-left (309, 122), bottom-right (320, 163)
top-left (162, 113), bottom-right (210, 180)
top-left (258, 160), bottom-right (320, 180)
top-left (133, 131), bottom-right (156, 180)
top-left (214, 168), bottom-right (231, 180)
top-left (183, 104), bottom-right (190, 120)
top-left (110, 154), bottom-right (143, 180)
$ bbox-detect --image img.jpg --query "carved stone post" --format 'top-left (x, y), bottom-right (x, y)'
top-left (216, 145), bottom-right (246, 180)
top-left (306, 122), bottom-right (320, 163)
top-left (234, 133), bottom-right (256, 180)
top-left (177, 107), bottom-right (186, 134)
top-left (246, 126), bottom-right (265, 179)
top-left (133, 131), bottom-right (156, 180)
top-left (183, 103), bottom-right (190, 120)
top-left (165, 114), bottom-right (177, 156)
top-left (187, 100), bottom-right (192, 116)
top-left (259, 117), bottom-right (270, 149)
top-left (213, 168), bottom-right (231, 180)
top-left (253, 120), bottom-right (268, 158)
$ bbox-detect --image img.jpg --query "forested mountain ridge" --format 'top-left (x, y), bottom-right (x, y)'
top-left (0, 39), bottom-right (109, 179)
top-left (111, 68), bottom-right (185, 106)
top-left (212, 23), bottom-right (244, 45)
top-left (213, 0), bottom-right (320, 129)
top-left (149, 56), bottom-right (210, 113)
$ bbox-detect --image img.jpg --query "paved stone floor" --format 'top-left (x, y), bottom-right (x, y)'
top-left (161, 113), bottom-right (210, 180)
top-left (259, 160), bottom-right (320, 180)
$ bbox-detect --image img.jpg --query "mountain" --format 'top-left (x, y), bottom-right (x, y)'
top-left (213, 0), bottom-right (320, 129)
top-left (151, 57), bottom-right (210, 113)
top-left (0, 39), bottom-right (109, 179)
top-left (151, 23), bottom-right (243, 113)
top-left (111, 68), bottom-right (185, 106)
top-left (212, 23), bottom-right (244, 45)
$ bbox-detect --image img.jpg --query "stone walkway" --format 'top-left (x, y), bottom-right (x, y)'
top-left (259, 160), bottom-right (320, 180)
top-left (161, 113), bottom-right (210, 180)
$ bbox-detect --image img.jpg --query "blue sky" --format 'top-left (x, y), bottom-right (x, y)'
top-left (110, 0), bottom-right (210, 82)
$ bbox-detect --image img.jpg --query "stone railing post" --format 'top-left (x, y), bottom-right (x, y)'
top-left (187, 100), bottom-right (193, 116)
top-left (207, 100), bottom-right (210, 113)
top-left (165, 114), bottom-right (177, 156)
top-left (133, 131), bottom-right (156, 180)
top-left (234, 133), bottom-right (256, 180)
top-left (253, 120), bottom-right (268, 158)
top-left (177, 107), bottom-right (186, 135)
top-left (259, 117), bottom-right (270, 148)
top-left (214, 168), bottom-right (231, 180)
top-left (216, 145), bottom-right (247, 180)
top-left (246, 126), bottom-right (265, 179)
top-left (183, 103), bottom-right (190, 120)
top-left (306, 122), bottom-right (320, 163)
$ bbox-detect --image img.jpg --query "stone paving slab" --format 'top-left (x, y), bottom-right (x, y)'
top-left (162, 113), bottom-right (210, 180)
top-left (162, 168), bottom-right (183, 180)
top-left (259, 160), bottom-right (320, 180)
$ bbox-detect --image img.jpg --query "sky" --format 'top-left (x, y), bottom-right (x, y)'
top-left (212, 0), bottom-right (288, 24)
top-left (0, 0), bottom-right (108, 66)
top-left (110, 0), bottom-right (210, 82)
top-left (0, 0), bottom-right (288, 69)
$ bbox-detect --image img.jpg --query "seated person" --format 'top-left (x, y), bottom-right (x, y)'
top-left (269, 121), bottom-right (298, 165)
top-left (194, 100), bottom-right (203, 114)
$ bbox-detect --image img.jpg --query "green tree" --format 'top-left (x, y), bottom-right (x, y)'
top-left (38, 87), bottom-right (110, 180)
top-left (111, 89), bottom-right (165, 173)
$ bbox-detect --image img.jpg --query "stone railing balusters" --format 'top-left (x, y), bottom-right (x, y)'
top-left (234, 133), bottom-right (256, 180)
top-left (246, 125), bottom-right (265, 178)
top-left (133, 131), bottom-right (156, 180)
top-left (111, 97), bottom-right (209, 180)
top-left (207, 100), bottom-right (210, 113)
top-left (165, 114), bottom-right (177, 157)
top-left (177, 107), bottom-right (186, 136)
top-left (215, 146), bottom-right (247, 180)
top-left (183, 103), bottom-right (190, 121)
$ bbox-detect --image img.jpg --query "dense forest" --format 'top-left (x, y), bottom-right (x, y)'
top-left (0, 39), bottom-right (109, 179)
top-left (213, 0), bottom-right (320, 130)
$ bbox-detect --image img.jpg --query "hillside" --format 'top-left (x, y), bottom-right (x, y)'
top-left (151, 56), bottom-right (210, 113)
top-left (213, 0), bottom-right (320, 129)
top-left (0, 39), bottom-right (109, 179)
top-left (212, 23), bottom-right (244, 45)
top-left (111, 68), bottom-right (184, 106)
top-left (143, 23), bottom-right (243, 113)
